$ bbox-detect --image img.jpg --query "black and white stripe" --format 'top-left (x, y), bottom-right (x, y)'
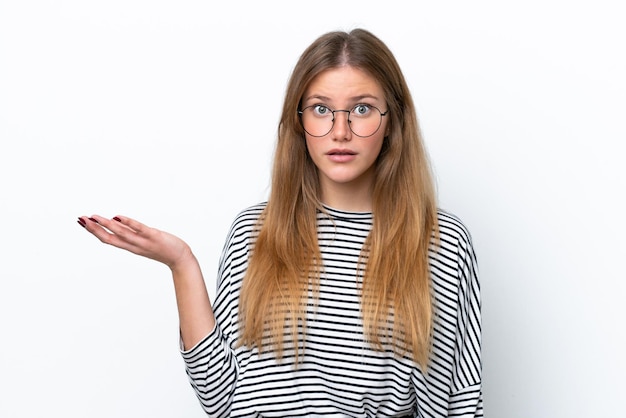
top-left (182, 203), bottom-right (482, 417)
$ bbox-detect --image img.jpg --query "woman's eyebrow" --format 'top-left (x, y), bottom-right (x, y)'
top-left (302, 94), bottom-right (331, 102)
top-left (350, 94), bottom-right (381, 102)
top-left (302, 94), bottom-right (381, 103)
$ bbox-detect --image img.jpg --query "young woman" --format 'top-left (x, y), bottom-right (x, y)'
top-left (78, 28), bottom-right (482, 417)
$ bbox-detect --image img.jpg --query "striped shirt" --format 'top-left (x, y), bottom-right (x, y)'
top-left (182, 203), bottom-right (482, 417)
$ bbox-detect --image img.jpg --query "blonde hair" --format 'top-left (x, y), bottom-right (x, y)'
top-left (238, 28), bottom-right (438, 368)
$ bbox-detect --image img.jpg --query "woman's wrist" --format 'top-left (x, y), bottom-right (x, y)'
top-left (168, 245), bottom-right (198, 276)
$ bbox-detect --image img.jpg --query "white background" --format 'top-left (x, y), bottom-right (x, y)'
top-left (1, 1), bottom-right (624, 417)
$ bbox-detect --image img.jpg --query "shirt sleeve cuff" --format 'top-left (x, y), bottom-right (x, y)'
top-left (179, 321), bottom-right (219, 356)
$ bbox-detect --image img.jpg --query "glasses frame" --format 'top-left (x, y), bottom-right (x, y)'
top-left (298, 104), bottom-right (389, 138)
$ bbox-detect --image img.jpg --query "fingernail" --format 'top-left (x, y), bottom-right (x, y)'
top-left (113, 216), bottom-right (121, 222)
top-left (88, 217), bottom-right (99, 224)
top-left (77, 218), bottom-right (86, 228)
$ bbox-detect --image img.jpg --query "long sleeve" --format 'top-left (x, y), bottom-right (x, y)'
top-left (446, 215), bottom-right (483, 417)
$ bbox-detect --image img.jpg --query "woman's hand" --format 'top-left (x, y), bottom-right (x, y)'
top-left (77, 215), bottom-right (193, 272)
top-left (77, 214), bottom-right (216, 348)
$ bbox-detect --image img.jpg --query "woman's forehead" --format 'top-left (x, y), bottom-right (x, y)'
top-left (302, 66), bottom-right (384, 104)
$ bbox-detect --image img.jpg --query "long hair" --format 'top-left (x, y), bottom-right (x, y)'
top-left (238, 28), bottom-right (438, 368)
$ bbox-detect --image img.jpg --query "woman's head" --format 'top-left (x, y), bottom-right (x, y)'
top-left (274, 28), bottom-right (426, 205)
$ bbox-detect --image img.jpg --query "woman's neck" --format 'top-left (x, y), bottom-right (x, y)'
top-left (319, 182), bottom-right (373, 212)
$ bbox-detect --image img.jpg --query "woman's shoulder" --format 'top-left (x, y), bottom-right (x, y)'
top-left (233, 201), bottom-right (267, 220)
top-left (431, 209), bottom-right (479, 291)
top-left (224, 201), bottom-right (267, 236)
top-left (436, 208), bottom-right (474, 249)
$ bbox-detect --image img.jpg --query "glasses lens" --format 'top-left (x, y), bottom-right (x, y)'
top-left (300, 105), bottom-right (334, 137)
top-left (349, 105), bottom-right (382, 137)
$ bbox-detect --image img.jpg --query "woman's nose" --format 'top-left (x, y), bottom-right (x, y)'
top-left (330, 110), bottom-right (352, 141)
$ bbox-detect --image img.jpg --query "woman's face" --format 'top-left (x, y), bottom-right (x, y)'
top-left (301, 66), bottom-right (388, 204)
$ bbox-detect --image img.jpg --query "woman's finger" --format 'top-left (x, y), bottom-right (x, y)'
top-left (110, 215), bottom-right (143, 231)
top-left (78, 216), bottom-right (112, 240)
top-left (78, 215), bottom-right (138, 249)
top-left (87, 214), bottom-right (135, 234)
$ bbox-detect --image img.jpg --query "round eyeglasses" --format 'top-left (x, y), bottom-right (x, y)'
top-left (298, 104), bottom-right (389, 138)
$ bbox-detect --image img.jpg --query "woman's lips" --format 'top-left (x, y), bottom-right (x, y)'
top-left (326, 149), bottom-right (357, 163)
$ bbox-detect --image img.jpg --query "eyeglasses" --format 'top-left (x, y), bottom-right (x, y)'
top-left (298, 104), bottom-right (389, 138)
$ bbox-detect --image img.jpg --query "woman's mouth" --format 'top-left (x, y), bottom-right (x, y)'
top-left (327, 149), bottom-right (357, 163)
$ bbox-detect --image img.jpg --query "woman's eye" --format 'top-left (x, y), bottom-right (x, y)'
top-left (353, 104), bottom-right (370, 116)
top-left (314, 105), bottom-right (330, 116)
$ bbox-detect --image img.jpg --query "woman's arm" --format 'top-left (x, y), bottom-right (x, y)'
top-left (78, 215), bottom-right (215, 349)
